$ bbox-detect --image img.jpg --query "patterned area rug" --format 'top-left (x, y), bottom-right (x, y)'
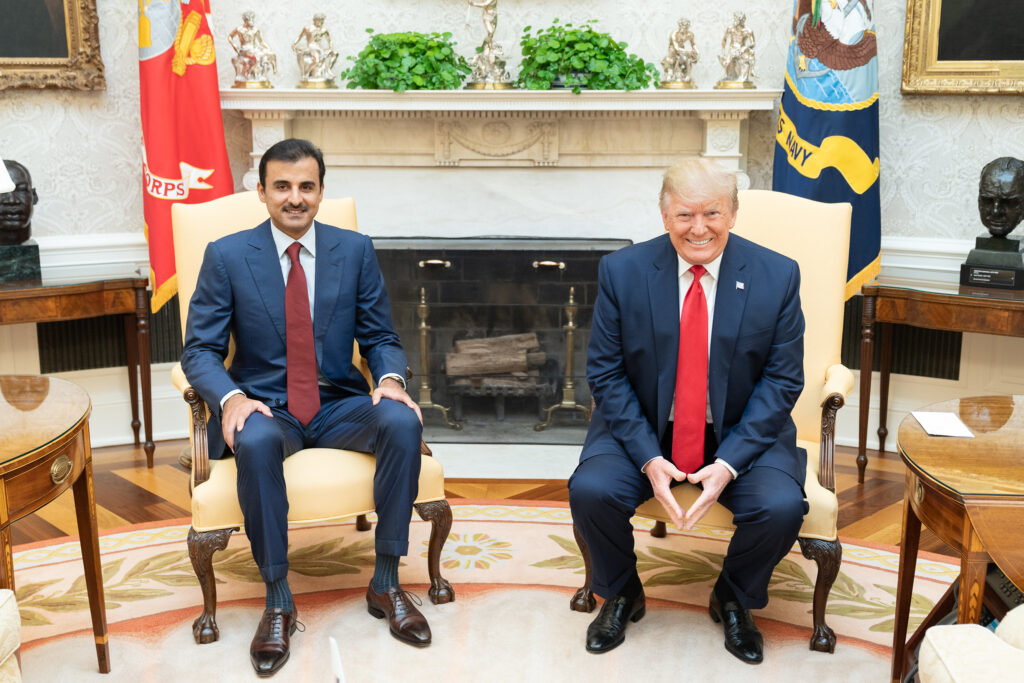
top-left (14, 502), bottom-right (957, 681)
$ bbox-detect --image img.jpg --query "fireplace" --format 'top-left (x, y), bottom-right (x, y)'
top-left (374, 237), bottom-right (630, 444)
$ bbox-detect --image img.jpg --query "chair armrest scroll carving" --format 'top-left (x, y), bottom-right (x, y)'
top-left (183, 386), bottom-right (211, 486)
top-left (817, 364), bottom-right (853, 494)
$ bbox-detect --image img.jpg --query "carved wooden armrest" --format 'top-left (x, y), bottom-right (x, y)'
top-left (183, 386), bottom-right (212, 486)
top-left (816, 364), bottom-right (854, 493)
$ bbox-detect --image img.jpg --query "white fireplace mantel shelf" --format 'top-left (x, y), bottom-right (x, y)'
top-left (220, 88), bottom-right (781, 112)
top-left (224, 88), bottom-right (781, 189)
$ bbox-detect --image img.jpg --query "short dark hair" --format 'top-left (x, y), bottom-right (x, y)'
top-left (258, 138), bottom-right (325, 187)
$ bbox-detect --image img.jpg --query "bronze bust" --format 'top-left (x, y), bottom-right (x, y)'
top-left (0, 160), bottom-right (38, 246)
top-left (978, 156), bottom-right (1024, 238)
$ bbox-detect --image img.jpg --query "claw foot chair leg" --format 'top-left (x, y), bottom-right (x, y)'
top-left (798, 537), bottom-right (842, 653)
top-left (650, 521), bottom-right (667, 538)
top-left (570, 523), bottom-right (596, 612)
top-left (188, 526), bottom-right (237, 644)
top-left (356, 514), bottom-right (372, 531)
top-left (414, 500), bottom-right (455, 604)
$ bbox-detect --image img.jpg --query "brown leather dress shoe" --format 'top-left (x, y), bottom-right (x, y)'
top-left (366, 585), bottom-right (432, 647)
top-left (250, 607), bottom-right (299, 677)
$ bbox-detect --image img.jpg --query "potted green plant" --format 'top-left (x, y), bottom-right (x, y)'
top-left (516, 19), bottom-right (658, 93)
top-left (342, 29), bottom-right (471, 91)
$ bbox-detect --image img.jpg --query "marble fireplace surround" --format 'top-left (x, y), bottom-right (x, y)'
top-left (222, 89), bottom-right (780, 247)
top-left (222, 88), bottom-right (780, 476)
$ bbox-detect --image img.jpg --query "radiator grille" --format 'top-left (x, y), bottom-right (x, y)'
top-left (37, 295), bottom-right (183, 373)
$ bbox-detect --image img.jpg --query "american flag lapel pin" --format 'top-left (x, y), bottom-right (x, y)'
top-left (736, 281), bottom-right (745, 290)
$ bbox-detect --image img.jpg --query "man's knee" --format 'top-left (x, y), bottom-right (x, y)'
top-left (376, 400), bottom-right (422, 445)
top-left (569, 463), bottom-right (626, 517)
top-left (234, 414), bottom-right (285, 469)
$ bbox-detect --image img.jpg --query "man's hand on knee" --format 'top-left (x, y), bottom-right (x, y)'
top-left (372, 377), bottom-right (423, 424)
top-left (222, 394), bottom-right (273, 451)
top-left (644, 458), bottom-right (687, 529)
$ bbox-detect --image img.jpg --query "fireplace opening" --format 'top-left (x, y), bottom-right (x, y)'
top-left (374, 237), bottom-right (630, 444)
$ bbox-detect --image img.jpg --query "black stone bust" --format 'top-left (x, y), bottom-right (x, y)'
top-left (0, 159), bottom-right (38, 246)
top-left (978, 156), bottom-right (1024, 239)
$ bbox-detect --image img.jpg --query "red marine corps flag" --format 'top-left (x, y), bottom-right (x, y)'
top-left (139, 0), bottom-right (232, 312)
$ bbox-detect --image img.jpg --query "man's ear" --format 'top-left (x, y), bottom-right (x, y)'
top-left (256, 183), bottom-right (266, 203)
top-left (31, 189), bottom-right (39, 206)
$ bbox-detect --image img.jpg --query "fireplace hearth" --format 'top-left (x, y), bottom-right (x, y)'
top-left (374, 237), bottom-right (629, 444)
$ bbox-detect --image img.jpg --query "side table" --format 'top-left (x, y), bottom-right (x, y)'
top-left (890, 395), bottom-right (1024, 683)
top-left (0, 375), bottom-right (109, 673)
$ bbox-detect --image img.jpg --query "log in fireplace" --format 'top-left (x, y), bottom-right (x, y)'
top-left (374, 237), bottom-right (629, 444)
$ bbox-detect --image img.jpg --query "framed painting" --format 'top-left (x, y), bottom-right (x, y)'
top-left (902, 0), bottom-right (1024, 95)
top-left (0, 0), bottom-right (105, 90)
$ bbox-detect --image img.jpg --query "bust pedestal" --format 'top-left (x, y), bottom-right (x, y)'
top-left (960, 236), bottom-right (1024, 290)
top-left (0, 240), bottom-right (41, 285)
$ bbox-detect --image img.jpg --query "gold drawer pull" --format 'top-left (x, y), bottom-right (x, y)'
top-left (418, 259), bottom-right (452, 269)
top-left (532, 260), bottom-right (566, 270)
top-left (50, 455), bottom-right (73, 486)
top-left (913, 480), bottom-right (925, 506)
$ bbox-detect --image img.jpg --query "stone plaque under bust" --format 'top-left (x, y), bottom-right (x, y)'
top-left (961, 157), bottom-right (1024, 290)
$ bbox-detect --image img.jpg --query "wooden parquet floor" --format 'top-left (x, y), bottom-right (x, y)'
top-left (10, 439), bottom-right (957, 558)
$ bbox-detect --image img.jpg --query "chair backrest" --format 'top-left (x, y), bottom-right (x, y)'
top-left (171, 192), bottom-right (367, 382)
top-left (732, 189), bottom-right (852, 442)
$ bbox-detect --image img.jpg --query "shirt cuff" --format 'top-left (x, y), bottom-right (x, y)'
top-left (715, 457), bottom-right (738, 479)
top-left (219, 389), bottom-right (244, 409)
top-left (378, 373), bottom-right (406, 390)
top-left (639, 457), bottom-right (659, 474)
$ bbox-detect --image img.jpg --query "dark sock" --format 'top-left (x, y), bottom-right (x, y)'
top-left (266, 577), bottom-right (294, 611)
top-left (371, 554), bottom-right (400, 593)
top-left (620, 571), bottom-right (643, 599)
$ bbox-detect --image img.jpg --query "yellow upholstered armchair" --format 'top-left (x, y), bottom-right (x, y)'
top-left (169, 192), bottom-right (454, 644)
top-left (569, 189), bottom-right (854, 653)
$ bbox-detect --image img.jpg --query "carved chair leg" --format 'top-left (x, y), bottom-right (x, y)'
top-left (187, 526), bottom-right (237, 645)
top-left (570, 523), bottom-right (596, 612)
top-left (356, 514), bottom-right (372, 532)
top-left (798, 536), bottom-right (842, 653)
top-left (650, 521), bottom-right (667, 538)
top-left (414, 500), bottom-right (455, 605)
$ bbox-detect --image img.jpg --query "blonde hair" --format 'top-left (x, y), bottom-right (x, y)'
top-left (659, 157), bottom-right (738, 211)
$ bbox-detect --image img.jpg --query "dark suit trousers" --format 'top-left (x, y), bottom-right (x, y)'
top-left (568, 424), bottom-right (806, 609)
top-left (232, 389), bottom-right (423, 583)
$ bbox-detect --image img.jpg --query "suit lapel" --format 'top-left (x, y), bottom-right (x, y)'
top-left (245, 220), bottom-right (287, 344)
top-left (710, 237), bottom-right (747, 431)
top-left (647, 235), bottom-right (681, 434)
top-left (313, 223), bottom-right (347, 344)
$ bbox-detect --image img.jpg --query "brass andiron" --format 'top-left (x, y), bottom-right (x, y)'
top-left (417, 287), bottom-right (461, 429)
top-left (536, 286), bottom-right (591, 431)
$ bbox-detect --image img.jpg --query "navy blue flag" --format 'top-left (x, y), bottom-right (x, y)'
top-left (772, 0), bottom-right (880, 300)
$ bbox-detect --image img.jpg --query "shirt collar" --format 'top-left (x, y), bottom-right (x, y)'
top-left (677, 250), bottom-right (723, 282)
top-left (270, 221), bottom-right (317, 260)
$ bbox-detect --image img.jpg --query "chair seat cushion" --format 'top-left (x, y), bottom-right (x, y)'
top-left (919, 622), bottom-right (1024, 683)
top-left (0, 588), bottom-right (20, 679)
top-left (633, 439), bottom-right (838, 541)
top-left (192, 449), bottom-right (446, 532)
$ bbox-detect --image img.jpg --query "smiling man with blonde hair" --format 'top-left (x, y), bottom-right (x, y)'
top-left (569, 157), bottom-right (807, 664)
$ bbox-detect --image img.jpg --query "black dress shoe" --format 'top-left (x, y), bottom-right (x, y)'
top-left (250, 606), bottom-right (299, 677)
top-left (585, 590), bottom-right (646, 653)
top-left (366, 584), bottom-right (432, 647)
top-left (709, 588), bottom-right (763, 664)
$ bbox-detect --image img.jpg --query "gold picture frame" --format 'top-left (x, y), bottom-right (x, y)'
top-left (0, 0), bottom-right (105, 90)
top-left (902, 0), bottom-right (1024, 95)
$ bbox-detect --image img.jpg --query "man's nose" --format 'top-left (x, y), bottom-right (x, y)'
top-left (286, 187), bottom-right (302, 205)
top-left (992, 199), bottom-right (1005, 215)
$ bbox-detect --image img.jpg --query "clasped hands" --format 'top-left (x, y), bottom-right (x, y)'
top-left (221, 377), bottom-right (422, 451)
top-left (645, 457), bottom-right (733, 530)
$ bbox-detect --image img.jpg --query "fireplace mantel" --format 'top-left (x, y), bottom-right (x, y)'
top-left (223, 88), bottom-right (780, 190)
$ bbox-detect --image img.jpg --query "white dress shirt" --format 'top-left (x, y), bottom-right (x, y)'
top-left (219, 221), bottom-right (404, 408)
top-left (640, 250), bottom-right (737, 478)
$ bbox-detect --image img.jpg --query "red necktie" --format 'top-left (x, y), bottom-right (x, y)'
top-left (285, 242), bottom-right (320, 425)
top-left (672, 264), bottom-right (708, 473)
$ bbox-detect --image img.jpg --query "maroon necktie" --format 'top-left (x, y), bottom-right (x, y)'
top-left (672, 264), bottom-right (708, 473)
top-left (285, 242), bottom-right (320, 425)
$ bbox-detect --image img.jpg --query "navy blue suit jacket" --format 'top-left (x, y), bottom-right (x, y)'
top-left (581, 232), bottom-right (806, 485)
top-left (181, 219), bottom-right (408, 459)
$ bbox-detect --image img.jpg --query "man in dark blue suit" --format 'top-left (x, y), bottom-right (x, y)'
top-left (569, 158), bottom-right (807, 664)
top-left (182, 139), bottom-right (429, 677)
